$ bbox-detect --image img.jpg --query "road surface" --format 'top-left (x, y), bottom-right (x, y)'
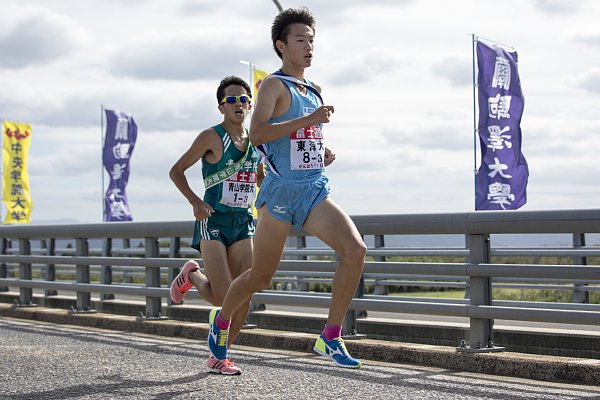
top-left (1, 317), bottom-right (599, 400)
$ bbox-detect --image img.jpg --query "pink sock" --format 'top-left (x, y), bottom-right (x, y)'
top-left (215, 313), bottom-right (230, 330)
top-left (323, 324), bottom-right (342, 340)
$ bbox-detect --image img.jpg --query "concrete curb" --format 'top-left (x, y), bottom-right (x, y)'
top-left (1, 304), bottom-right (599, 385)
top-left (2, 293), bottom-right (598, 359)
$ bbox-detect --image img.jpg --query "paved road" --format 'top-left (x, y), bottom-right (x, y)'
top-left (1, 318), bottom-right (600, 400)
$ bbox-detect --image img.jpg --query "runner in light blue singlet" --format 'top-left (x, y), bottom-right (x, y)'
top-left (255, 74), bottom-right (331, 230)
top-left (205, 10), bottom-right (364, 369)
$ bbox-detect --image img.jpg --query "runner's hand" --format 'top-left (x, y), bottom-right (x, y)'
top-left (192, 200), bottom-right (214, 220)
top-left (312, 105), bottom-right (334, 124)
top-left (324, 147), bottom-right (336, 166)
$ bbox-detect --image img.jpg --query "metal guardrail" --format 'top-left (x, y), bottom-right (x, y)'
top-left (1, 208), bottom-right (600, 352)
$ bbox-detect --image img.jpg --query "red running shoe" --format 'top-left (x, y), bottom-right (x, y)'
top-left (169, 260), bottom-right (200, 304)
top-left (207, 355), bottom-right (242, 375)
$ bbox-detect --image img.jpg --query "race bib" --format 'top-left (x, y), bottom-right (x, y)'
top-left (220, 171), bottom-right (257, 208)
top-left (290, 124), bottom-right (325, 170)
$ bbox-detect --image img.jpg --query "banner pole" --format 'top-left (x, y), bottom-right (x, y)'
top-left (476, 35), bottom-right (516, 52)
top-left (240, 60), bottom-right (254, 129)
top-left (101, 104), bottom-right (104, 222)
top-left (0, 117), bottom-right (2, 223)
top-left (248, 61), bottom-right (254, 127)
top-left (248, 61), bottom-right (253, 91)
top-left (472, 34), bottom-right (478, 210)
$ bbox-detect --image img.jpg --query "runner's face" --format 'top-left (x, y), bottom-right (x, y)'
top-left (279, 23), bottom-right (314, 67)
top-left (219, 85), bottom-right (251, 122)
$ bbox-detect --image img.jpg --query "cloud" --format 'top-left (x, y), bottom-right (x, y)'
top-left (0, 74), bottom-right (218, 129)
top-left (108, 33), bottom-right (266, 81)
top-left (178, 0), bottom-right (218, 14)
top-left (0, 7), bottom-right (86, 68)
top-left (568, 27), bottom-right (600, 47)
top-left (30, 142), bottom-right (99, 178)
top-left (532, 0), bottom-right (581, 14)
top-left (2, 0), bottom-right (599, 223)
top-left (179, 0), bottom-right (267, 16)
top-left (573, 67), bottom-right (600, 94)
top-left (431, 56), bottom-right (472, 87)
top-left (381, 122), bottom-right (471, 152)
top-left (308, 0), bottom-right (414, 17)
top-left (325, 48), bottom-right (406, 86)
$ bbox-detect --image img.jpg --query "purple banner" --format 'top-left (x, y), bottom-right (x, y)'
top-left (103, 109), bottom-right (137, 221)
top-left (475, 41), bottom-right (529, 210)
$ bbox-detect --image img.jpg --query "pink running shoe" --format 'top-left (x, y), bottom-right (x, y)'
top-left (207, 355), bottom-right (242, 375)
top-left (169, 260), bottom-right (200, 304)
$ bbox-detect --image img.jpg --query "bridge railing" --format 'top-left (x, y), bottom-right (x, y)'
top-left (1, 209), bottom-right (599, 352)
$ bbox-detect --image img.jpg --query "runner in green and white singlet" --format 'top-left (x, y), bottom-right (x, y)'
top-left (169, 76), bottom-right (262, 375)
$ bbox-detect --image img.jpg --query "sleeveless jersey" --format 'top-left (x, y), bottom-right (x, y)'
top-left (260, 76), bottom-right (325, 181)
top-left (202, 124), bottom-right (260, 214)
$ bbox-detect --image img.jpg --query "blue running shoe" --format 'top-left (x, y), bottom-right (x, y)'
top-left (313, 334), bottom-right (362, 368)
top-left (207, 308), bottom-right (229, 360)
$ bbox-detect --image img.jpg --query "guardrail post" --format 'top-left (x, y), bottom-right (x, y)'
top-left (463, 234), bottom-right (471, 300)
top-left (289, 235), bottom-right (308, 292)
top-left (17, 238), bottom-right (36, 307)
top-left (373, 234), bottom-right (388, 296)
top-left (458, 233), bottom-right (503, 353)
top-left (295, 235), bottom-right (307, 261)
top-left (71, 238), bottom-right (96, 313)
top-left (355, 275), bottom-right (367, 319)
top-left (43, 239), bottom-right (58, 296)
top-left (122, 239), bottom-right (133, 283)
top-left (374, 235), bottom-right (385, 262)
top-left (341, 248), bottom-right (366, 339)
top-left (572, 233), bottom-right (589, 304)
top-left (138, 236), bottom-right (166, 320)
top-left (0, 239), bottom-right (9, 292)
top-left (167, 237), bottom-right (180, 306)
top-left (100, 238), bottom-right (114, 300)
top-left (355, 234), bottom-right (368, 318)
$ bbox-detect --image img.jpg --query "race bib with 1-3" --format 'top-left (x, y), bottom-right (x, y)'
top-left (220, 171), bottom-right (257, 208)
top-left (290, 124), bottom-right (325, 170)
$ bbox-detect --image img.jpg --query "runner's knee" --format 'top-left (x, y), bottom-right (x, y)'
top-left (210, 288), bottom-right (228, 306)
top-left (339, 239), bottom-right (367, 262)
top-left (248, 272), bottom-right (274, 292)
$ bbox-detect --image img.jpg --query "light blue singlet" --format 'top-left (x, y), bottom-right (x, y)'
top-left (259, 76), bottom-right (324, 181)
top-left (254, 74), bottom-right (331, 229)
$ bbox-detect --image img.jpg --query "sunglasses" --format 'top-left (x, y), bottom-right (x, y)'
top-left (220, 95), bottom-right (251, 105)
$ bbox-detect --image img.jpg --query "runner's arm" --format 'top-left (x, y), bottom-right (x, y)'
top-left (169, 129), bottom-right (218, 219)
top-left (249, 76), bottom-right (334, 146)
top-left (256, 163), bottom-right (265, 187)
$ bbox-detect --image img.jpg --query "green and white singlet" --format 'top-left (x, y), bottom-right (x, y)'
top-left (202, 124), bottom-right (260, 215)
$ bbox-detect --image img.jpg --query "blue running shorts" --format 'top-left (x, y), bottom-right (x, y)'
top-left (255, 173), bottom-right (330, 230)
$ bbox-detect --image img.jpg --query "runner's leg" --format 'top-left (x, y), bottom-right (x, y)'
top-left (302, 197), bottom-right (366, 325)
top-left (190, 240), bottom-right (231, 305)
top-left (224, 238), bottom-right (253, 344)
top-left (218, 207), bottom-right (290, 321)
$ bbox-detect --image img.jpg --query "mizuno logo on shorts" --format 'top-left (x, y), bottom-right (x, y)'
top-left (273, 205), bottom-right (286, 214)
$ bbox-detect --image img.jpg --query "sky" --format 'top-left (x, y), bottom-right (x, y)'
top-left (1, 0), bottom-right (600, 224)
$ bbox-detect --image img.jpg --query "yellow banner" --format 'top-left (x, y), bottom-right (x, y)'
top-left (2, 121), bottom-right (33, 224)
top-left (252, 67), bottom-right (269, 102)
top-left (251, 68), bottom-right (269, 218)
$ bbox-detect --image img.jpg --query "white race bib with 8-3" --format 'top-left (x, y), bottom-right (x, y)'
top-left (290, 123), bottom-right (324, 170)
top-left (220, 171), bottom-right (257, 208)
